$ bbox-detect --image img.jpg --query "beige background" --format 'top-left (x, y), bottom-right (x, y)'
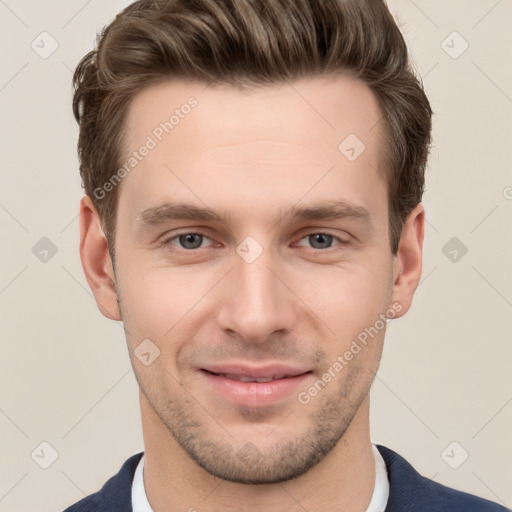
top-left (0, 1), bottom-right (511, 510)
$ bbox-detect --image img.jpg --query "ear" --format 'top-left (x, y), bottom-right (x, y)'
top-left (79, 195), bottom-right (122, 321)
top-left (390, 203), bottom-right (425, 318)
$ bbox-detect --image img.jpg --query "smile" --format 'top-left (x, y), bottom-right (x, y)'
top-left (199, 367), bottom-right (313, 407)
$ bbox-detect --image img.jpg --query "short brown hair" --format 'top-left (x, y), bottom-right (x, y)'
top-left (73, 0), bottom-right (432, 258)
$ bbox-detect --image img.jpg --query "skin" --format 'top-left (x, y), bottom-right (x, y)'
top-left (79, 74), bottom-right (424, 511)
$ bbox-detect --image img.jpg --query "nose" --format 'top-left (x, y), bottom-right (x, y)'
top-left (215, 246), bottom-right (298, 344)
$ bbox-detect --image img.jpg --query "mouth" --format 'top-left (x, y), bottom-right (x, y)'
top-left (202, 369), bottom-right (307, 383)
top-left (198, 364), bottom-right (313, 407)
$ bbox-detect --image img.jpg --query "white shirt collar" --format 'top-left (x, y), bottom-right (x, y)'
top-left (132, 443), bottom-right (389, 512)
top-left (367, 443), bottom-right (390, 512)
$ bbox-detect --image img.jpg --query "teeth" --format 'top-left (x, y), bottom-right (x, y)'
top-left (222, 373), bottom-right (283, 383)
top-left (223, 373), bottom-right (241, 381)
top-left (243, 376), bottom-right (273, 383)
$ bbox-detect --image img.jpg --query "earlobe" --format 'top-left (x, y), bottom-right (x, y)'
top-left (390, 203), bottom-right (425, 318)
top-left (79, 195), bottom-right (122, 321)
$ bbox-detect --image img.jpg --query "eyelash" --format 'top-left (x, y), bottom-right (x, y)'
top-left (159, 231), bottom-right (347, 252)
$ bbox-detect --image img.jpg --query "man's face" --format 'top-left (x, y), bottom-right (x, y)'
top-left (111, 75), bottom-right (401, 483)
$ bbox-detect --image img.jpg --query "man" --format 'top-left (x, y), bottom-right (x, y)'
top-left (64, 0), bottom-right (507, 510)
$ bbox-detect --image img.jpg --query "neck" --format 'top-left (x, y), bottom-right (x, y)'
top-left (141, 391), bottom-right (375, 512)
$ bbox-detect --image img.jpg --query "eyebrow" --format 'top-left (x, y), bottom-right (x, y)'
top-left (135, 200), bottom-right (371, 231)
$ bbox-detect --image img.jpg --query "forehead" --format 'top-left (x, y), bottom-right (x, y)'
top-left (124, 74), bottom-right (384, 151)
top-left (117, 75), bottom-right (388, 230)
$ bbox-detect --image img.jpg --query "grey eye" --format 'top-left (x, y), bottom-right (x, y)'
top-left (178, 233), bottom-right (204, 249)
top-left (308, 233), bottom-right (334, 249)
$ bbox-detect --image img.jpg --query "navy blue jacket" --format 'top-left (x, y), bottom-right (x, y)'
top-left (63, 444), bottom-right (509, 511)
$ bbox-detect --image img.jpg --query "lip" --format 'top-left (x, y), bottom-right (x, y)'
top-left (199, 362), bottom-right (313, 407)
top-left (201, 362), bottom-right (310, 379)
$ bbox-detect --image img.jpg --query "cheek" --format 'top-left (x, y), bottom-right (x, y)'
top-left (297, 259), bottom-right (391, 321)
top-left (117, 264), bottom-right (216, 343)
top-left (294, 268), bottom-right (392, 370)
